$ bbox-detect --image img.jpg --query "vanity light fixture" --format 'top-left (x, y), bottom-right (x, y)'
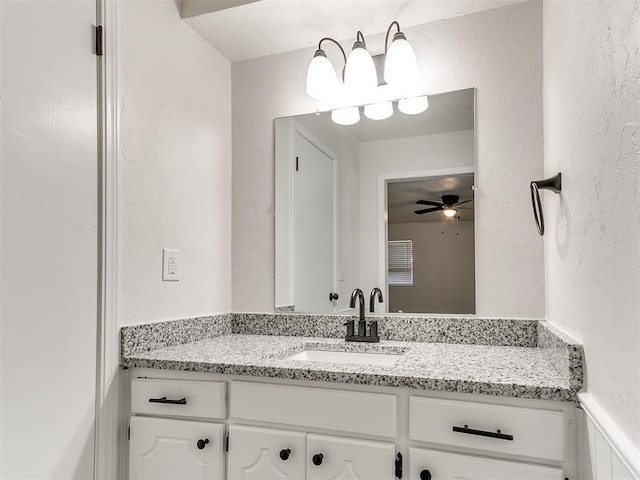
top-left (331, 106), bottom-right (360, 126)
top-left (398, 95), bottom-right (429, 115)
top-left (364, 101), bottom-right (394, 120)
top-left (306, 38), bottom-right (346, 100)
top-left (305, 21), bottom-right (426, 125)
top-left (383, 21), bottom-right (418, 89)
top-left (344, 31), bottom-right (378, 92)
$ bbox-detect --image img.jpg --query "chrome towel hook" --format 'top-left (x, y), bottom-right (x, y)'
top-left (530, 173), bottom-right (562, 236)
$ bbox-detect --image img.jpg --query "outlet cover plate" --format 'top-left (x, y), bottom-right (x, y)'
top-left (162, 248), bottom-right (180, 281)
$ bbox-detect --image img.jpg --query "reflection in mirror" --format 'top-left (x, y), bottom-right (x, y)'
top-left (386, 173), bottom-right (475, 314)
top-left (275, 88), bottom-right (475, 315)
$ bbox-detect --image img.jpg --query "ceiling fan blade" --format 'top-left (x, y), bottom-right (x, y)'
top-left (416, 200), bottom-right (443, 207)
top-left (415, 207), bottom-right (442, 215)
top-left (456, 206), bottom-right (474, 210)
top-left (454, 199), bottom-right (474, 206)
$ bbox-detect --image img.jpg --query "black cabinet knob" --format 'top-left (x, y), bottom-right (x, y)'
top-left (312, 453), bottom-right (324, 466)
top-left (196, 438), bottom-right (210, 450)
top-left (420, 469), bottom-right (432, 480)
top-left (279, 448), bottom-right (291, 461)
top-left (329, 293), bottom-right (339, 301)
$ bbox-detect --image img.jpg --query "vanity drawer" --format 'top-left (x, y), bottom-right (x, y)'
top-left (131, 378), bottom-right (226, 420)
top-left (230, 381), bottom-right (397, 437)
top-left (409, 397), bottom-right (563, 461)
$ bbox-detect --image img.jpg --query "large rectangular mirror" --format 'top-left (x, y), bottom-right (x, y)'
top-left (275, 88), bottom-right (475, 315)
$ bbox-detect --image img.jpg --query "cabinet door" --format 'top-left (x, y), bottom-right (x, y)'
top-left (307, 433), bottom-right (395, 480)
top-left (129, 416), bottom-right (224, 480)
top-left (227, 425), bottom-right (306, 479)
top-left (408, 447), bottom-right (563, 480)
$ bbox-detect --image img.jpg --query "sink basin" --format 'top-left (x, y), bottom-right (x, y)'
top-left (286, 349), bottom-right (403, 367)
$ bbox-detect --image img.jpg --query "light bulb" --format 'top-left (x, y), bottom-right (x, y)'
top-left (443, 207), bottom-right (457, 217)
top-left (398, 95), bottom-right (429, 115)
top-left (384, 32), bottom-right (418, 90)
top-left (364, 101), bottom-right (393, 120)
top-left (344, 42), bottom-right (377, 92)
top-left (306, 50), bottom-right (338, 100)
top-left (331, 106), bottom-right (360, 126)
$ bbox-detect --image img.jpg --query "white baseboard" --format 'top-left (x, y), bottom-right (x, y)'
top-left (579, 392), bottom-right (639, 480)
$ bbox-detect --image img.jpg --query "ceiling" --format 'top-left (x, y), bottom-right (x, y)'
top-left (182, 0), bottom-right (532, 62)
top-left (388, 173), bottom-right (475, 224)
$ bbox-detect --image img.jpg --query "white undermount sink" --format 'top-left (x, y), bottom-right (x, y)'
top-left (286, 349), bottom-right (404, 367)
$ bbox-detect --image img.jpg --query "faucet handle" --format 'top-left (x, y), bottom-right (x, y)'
top-left (343, 320), bottom-right (354, 337)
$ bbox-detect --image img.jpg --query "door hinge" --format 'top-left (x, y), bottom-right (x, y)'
top-left (225, 432), bottom-right (229, 452)
top-left (95, 25), bottom-right (103, 56)
top-left (127, 426), bottom-right (130, 441)
top-left (395, 452), bottom-right (403, 479)
top-left (295, 156), bottom-right (299, 172)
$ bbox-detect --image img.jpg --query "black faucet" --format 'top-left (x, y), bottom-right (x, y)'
top-left (345, 288), bottom-right (379, 343)
top-left (349, 288), bottom-right (366, 335)
top-left (369, 287), bottom-right (383, 313)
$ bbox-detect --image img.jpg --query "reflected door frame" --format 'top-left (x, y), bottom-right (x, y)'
top-left (377, 166), bottom-right (475, 313)
top-left (275, 119), bottom-right (338, 312)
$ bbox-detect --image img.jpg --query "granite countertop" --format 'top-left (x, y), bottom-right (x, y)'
top-left (121, 314), bottom-right (583, 402)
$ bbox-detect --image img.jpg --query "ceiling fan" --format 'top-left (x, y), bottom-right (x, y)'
top-left (415, 194), bottom-right (473, 217)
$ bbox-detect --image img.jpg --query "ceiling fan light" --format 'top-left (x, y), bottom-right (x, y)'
top-left (331, 106), bottom-right (360, 126)
top-left (384, 32), bottom-right (418, 89)
top-left (306, 49), bottom-right (339, 100)
top-left (443, 207), bottom-right (458, 217)
top-left (398, 95), bottom-right (429, 115)
top-left (364, 101), bottom-right (393, 120)
top-left (344, 42), bottom-right (378, 92)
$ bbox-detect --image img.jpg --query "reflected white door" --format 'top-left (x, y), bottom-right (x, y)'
top-left (293, 130), bottom-right (336, 313)
top-left (227, 425), bottom-right (306, 479)
top-left (129, 417), bottom-right (225, 480)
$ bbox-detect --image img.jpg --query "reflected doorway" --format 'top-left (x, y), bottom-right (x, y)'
top-left (386, 172), bottom-right (475, 314)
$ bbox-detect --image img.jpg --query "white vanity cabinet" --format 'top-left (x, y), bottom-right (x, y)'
top-left (306, 433), bottom-right (395, 480)
top-left (125, 369), bottom-right (578, 480)
top-left (128, 377), bottom-right (228, 480)
top-left (129, 417), bottom-right (225, 480)
top-left (408, 447), bottom-right (563, 480)
top-left (227, 425), bottom-right (306, 479)
top-left (227, 425), bottom-right (395, 480)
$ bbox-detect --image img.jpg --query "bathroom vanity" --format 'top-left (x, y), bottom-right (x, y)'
top-left (121, 313), bottom-right (583, 480)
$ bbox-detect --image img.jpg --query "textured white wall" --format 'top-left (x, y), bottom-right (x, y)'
top-left (232, 2), bottom-right (544, 316)
top-left (1, 1), bottom-right (97, 477)
top-left (543, 0), bottom-right (640, 464)
top-left (118, 0), bottom-right (232, 325)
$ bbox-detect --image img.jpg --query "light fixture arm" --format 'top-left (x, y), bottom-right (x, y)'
top-left (355, 30), bottom-right (367, 48)
top-left (317, 37), bottom-right (347, 80)
top-left (384, 21), bottom-right (401, 53)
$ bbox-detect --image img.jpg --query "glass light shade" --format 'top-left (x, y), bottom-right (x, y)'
top-left (306, 52), bottom-right (338, 100)
top-left (443, 207), bottom-right (457, 217)
top-left (384, 35), bottom-right (418, 89)
top-left (364, 101), bottom-right (393, 120)
top-left (398, 95), bottom-right (429, 115)
top-left (331, 107), bottom-right (360, 126)
top-left (344, 45), bottom-right (378, 92)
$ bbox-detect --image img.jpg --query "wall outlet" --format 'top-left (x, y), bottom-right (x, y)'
top-left (162, 248), bottom-right (180, 281)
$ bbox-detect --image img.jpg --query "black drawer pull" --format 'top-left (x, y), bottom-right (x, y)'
top-left (452, 424), bottom-right (513, 441)
top-left (148, 396), bottom-right (187, 405)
